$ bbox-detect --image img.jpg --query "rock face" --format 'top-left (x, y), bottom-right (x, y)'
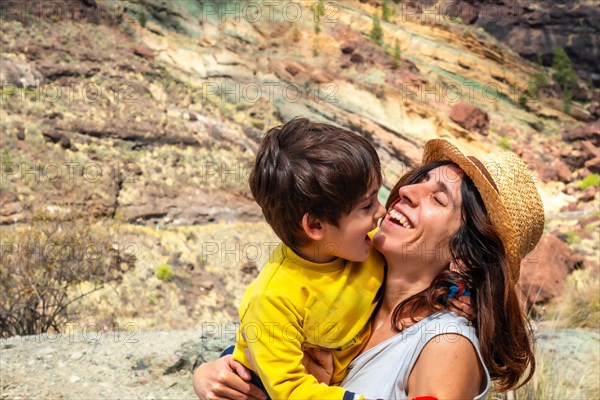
top-left (449, 102), bottom-right (489, 135)
top-left (518, 235), bottom-right (584, 307)
top-left (0, 55), bottom-right (44, 87)
top-left (439, 0), bottom-right (600, 82)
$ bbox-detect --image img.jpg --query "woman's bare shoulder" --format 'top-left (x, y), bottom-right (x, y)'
top-left (407, 334), bottom-right (483, 399)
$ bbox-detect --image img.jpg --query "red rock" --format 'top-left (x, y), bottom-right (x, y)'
top-left (285, 64), bottom-right (301, 76)
top-left (580, 140), bottom-right (599, 160)
top-left (340, 43), bottom-right (355, 54)
top-left (518, 235), bottom-right (584, 308)
top-left (512, 144), bottom-right (524, 157)
top-left (132, 45), bottom-right (155, 62)
top-left (560, 202), bottom-right (578, 212)
top-left (350, 53), bottom-right (364, 63)
top-left (561, 148), bottom-right (588, 170)
top-left (538, 164), bottom-right (557, 183)
top-left (449, 102), bottom-right (489, 135)
top-left (555, 161), bottom-right (572, 183)
top-left (578, 168), bottom-right (591, 179)
top-left (563, 122), bottom-right (600, 146)
top-left (585, 156), bottom-right (600, 173)
top-left (579, 186), bottom-right (598, 202)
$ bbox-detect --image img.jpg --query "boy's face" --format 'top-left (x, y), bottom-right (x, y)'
top-left (321, 180), bottom-right (385, 262)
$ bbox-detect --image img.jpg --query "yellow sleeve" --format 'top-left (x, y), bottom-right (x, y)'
top-left (239, 291), bottom-right (361, 400)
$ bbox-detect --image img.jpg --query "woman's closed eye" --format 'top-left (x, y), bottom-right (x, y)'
top-left (432, 190), bottom-right (450, 206)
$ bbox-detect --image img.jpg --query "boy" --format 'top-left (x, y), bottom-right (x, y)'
top-left (231, 117), bottom-right (385, 400)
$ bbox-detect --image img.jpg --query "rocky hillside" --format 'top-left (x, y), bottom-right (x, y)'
top-left (0, 0), bottom-right (599, 397)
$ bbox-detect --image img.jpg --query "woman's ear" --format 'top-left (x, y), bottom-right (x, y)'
top-left (301, 213), bottom-right (326, 241)
top-left (449, 259), bottom-right (467, 273)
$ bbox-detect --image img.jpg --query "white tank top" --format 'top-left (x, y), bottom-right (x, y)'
top-left (341, 311), bottom-right (492, 399)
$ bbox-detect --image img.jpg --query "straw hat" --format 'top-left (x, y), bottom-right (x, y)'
top-left (422, 139), bottom-right (545, 284)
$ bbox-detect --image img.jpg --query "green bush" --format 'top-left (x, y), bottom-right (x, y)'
top-left (370, 14), bottom-right (383, 46)
top-left (155, 263), bottom-right (174, 281)
top-left (553, 48), bottom-right (577, 114)
top-left (382, 0), bottom-right (391, 22)
top-left (580, 173), bottom-right (600, 190)
top-left (530, 66), bottom-right (548, 97)
top-left (392, 39), bottom-right (401, 69)
top-left (518, 93), bottom-right (528, 107)
top-left (137, 10), bottom-right (148, 28)
top-left (497, 136), bottom-right (512, 150)
top-left (564, 230), bottom-right (582, 245)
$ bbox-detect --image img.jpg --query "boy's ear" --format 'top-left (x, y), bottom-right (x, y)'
top-left (301, 213), bottom-right (326, 241)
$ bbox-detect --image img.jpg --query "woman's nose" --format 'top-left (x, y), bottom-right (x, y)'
top-left (398, 184), bottom-right (421, 206)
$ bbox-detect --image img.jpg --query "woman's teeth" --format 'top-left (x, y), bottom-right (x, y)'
top-left (389, 209), bottom-right (413, 229)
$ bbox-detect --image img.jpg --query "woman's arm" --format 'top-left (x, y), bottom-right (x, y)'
top-left (192, 348), bottom-right (334, 400)
top-left (192, 355), bottom-right (267, 400)
top-left (407, 334), bottom-right (483, 400)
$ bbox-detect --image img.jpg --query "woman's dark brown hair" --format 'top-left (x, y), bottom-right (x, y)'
top-left (385, 160), bottom-right (535, 392)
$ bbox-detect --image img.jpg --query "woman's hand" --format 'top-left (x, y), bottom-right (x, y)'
top-left (301, 347), bottom-right (334, 385)
top-left (192, 355), bottom-right (267, 400)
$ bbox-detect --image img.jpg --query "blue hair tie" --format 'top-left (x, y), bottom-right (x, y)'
top-left (446, 284), bottom-right (471, 300)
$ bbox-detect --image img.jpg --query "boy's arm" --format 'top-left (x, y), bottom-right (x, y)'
top-left (239, 292), bottom-right (361, 400)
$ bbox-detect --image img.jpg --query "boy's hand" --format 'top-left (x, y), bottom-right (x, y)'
top-left (448, 295), bottom-right (475, 321)
top-left (302, 347), bottom-right (333, 384)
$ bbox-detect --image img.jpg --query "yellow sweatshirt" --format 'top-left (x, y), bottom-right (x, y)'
top-left (232, 242), bottom-right (385, 399)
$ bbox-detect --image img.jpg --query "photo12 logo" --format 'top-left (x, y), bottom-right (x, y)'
top-left (199, 1), bottom-right (339, 23)
top-left (25, 322), bottom-right (140, 344)
top-left (199, 81), bottom-right (339, 105)
top-left (0, 80), bottom-right (139, 105)
top-left (1, 161), bottom-right (142, 184)
top-left (0, 1), bottom-right (144, 26)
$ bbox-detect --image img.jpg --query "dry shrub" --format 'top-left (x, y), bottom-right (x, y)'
top-left (0, 212), bottom-right (136, 338)
top-left (549, 268), bottom-right (600, 328)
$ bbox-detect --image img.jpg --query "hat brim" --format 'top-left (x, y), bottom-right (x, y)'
top-left (422, 139), bottom-right (519, 282)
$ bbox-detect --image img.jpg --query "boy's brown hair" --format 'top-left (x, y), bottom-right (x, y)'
top-left (249, 117), bottom-right (382, 250)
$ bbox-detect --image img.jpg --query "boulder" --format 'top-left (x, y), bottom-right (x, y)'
top-left (563, 123), bottom-right (600, 146)
top-left (580, 141), bottom-right (599, 160)
top-left (518, 235), bottom-right (584, 307)
top-left (584, 156), bottom-right (600, 173)
top-left (449, 102), bottom-right (489, 135)
top-left (579, 186), bottom-right (598, 203)
top-left (555, 161), bottom-right (572, 183)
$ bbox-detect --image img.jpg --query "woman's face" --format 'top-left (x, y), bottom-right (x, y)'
top-left (374, 164), bottom-right (464, 268)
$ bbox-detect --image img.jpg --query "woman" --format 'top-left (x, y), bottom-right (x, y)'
top-left (194, 139), bottom-right (544, 399)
